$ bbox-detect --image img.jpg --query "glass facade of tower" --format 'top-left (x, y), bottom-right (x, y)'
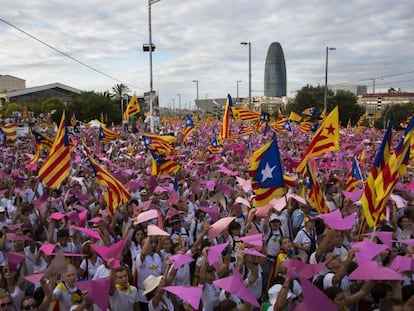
top-left (264, 42), bottom-right (287, 98)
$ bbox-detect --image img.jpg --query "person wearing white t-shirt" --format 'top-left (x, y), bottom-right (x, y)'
top-left (52, 265), bottom-right (81, 311)
top-left (135, 237), bottom-right (162, 309)
top-left (199, 262), bottom-right (221, 311)
top-left (92, 262), bottom-right (111, 280)
top-left (293, 217), bottom-right (317, 263)
top-left (322, 251), bottom-right (355, 296)
top-left (236, 251), bottom-right (262, 301)
top-left (325, 189), bottom-right (338, 212)
top-left (109, 266), bottom-right (140, 311)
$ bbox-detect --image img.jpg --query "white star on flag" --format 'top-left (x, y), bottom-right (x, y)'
top-left (261, 162), bottom-right (276, 183)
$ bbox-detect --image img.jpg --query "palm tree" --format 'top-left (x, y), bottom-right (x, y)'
top-left (111, 83), bottom-right (130, 101)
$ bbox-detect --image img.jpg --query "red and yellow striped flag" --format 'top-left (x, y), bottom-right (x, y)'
top-left (288, 111), bottom-right (302, 123)
top-left (361, 118), bottom-right (393, 227)
top-left (123, 94), bottom-right (140, 121)
top-left (1, 123), bottom-right (17, 141)
top-left (150, 152), bottom-right (181, 176)
top-left (99, 126), bottom-right (119, 143)
top-left (38, 112), bottom-right (70, 189)
top-left (232, 106), bottom-right (260, 122)
top-left (22, 104), bottom-right (29, 121)
top-left (296, 107), bottom-right (340, 177)
top-left (70, 114), bottom-right (77, 127)
top-left (306, 161), bottom-right (328, 214)
top-left (83, 141), bottom-right (131, 215)
top-left (219, 94), bottom-right (232, 143)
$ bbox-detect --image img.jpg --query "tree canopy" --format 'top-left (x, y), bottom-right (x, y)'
top-left (285, 85), bottom-right (365, 126)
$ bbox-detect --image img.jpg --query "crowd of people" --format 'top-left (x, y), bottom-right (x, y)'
top-left (1, 113), bottom-right (414, 311)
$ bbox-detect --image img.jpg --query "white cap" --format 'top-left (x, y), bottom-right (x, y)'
top-left (269, 214), bottom-right (281, 223)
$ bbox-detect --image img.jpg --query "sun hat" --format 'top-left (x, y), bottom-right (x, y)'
top-left (142, 275), bottom-right (163, 295)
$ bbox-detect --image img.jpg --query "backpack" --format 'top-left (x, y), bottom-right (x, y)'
top-left (265, 228), bottom-right (284, 247)
top-left (313, 272), bottom-right (339, 290)
top-left (300, 229), bottom-right (317, 256)
top-left (313, 274), bottom-right (326, 290)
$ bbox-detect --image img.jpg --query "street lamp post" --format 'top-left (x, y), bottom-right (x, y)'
top-left (147, 0), bottom-right (161, 133)
top-left (176, 93), bottom-right (181, 115)
top-left (192, 80), bottom-right (199, 113)
top-left (240, 42), bottom-right (251, 110)
top-left (324, 46), bottom-right (336, 110)
top-left (237, 80), bottom-right (242, 103)
top-left (192, 80), bottom-right (199, 100)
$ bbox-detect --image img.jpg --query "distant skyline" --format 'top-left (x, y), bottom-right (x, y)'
top-left (1, 0), bottom-right (413, 108)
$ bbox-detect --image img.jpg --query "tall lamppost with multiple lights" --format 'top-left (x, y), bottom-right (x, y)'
top-left (240, 41), bottom-right (251, 110)
top-left (324, 46), bottom-right (336, 110)
top-left (145, 0), bottom-right (161, 133)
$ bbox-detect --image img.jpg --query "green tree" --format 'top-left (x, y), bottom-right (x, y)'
top-left (379, 103), bottom-right (414, 129)
top-left (285, 85), bottom-right (365, 126)
top-left (290, 84), bottom-right (327, 114)
top-left (70, 91), bottom-right (121, 124)
top-left (2, 102), bottom-right (22, 117)
top-left (330, 90), bottom-right (365, 127)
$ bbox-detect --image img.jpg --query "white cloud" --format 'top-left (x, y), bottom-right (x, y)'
top-left (1, 0), bottom-right (413, 108)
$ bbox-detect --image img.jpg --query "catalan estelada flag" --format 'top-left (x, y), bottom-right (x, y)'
top-left (1, 123), bottom-right (17, 141)
top-left (288, 111), bottom-right (302, 123)
top-left (150, 151), bottom-right (181, 176)
top-left (361, 118), bottom-right (393, 227)
top-left (143, 133), bottom-right (175, 156)
top-left (301, 107), bottom-right (316, 117)
top-left (249, 135), bottom-right (286, 208)
top-left (367, 116), bottom-right (414, 226)
top-left (232, 106), bottom-right (260, 122)
top-left (99, 125), bottom-right (119, 143)
top-left (123, 93), bottom-right (140, 121)
top-left (219, 94), bottom-right (232, 143)
top-left (306, 160), bottom-right (328, 214)
top-left (38, 112), bottom-right (70, 189)
top-left (344, 157), bottom-right (364, 193)
top-left (208, 134), bottom-right (221, 154)
top-left (299, 121), bottom-right (312, 133)
top-left (182, 114), bottom-right (195, 145)
top-left (255, 111), bottom-right (269, 133)
top-left (83, 140), bottom-right (130, 215)
top-left (239, 124), bottom-right (254, 136)
top-left (30, 129), bottom-right (54, 163)
top-left (271, 118), bottom-right (292, 133)
top-left (296, 106), bottom-right (340, 177)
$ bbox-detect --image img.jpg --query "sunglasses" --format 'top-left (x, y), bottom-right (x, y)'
top-left (22, 304), bottom-right (37, 310)
top-left (0, 302), bottom-right (12, 307)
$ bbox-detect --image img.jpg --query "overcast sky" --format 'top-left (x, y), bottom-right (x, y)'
top-left (1, 0), bottom-right (413, 108)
